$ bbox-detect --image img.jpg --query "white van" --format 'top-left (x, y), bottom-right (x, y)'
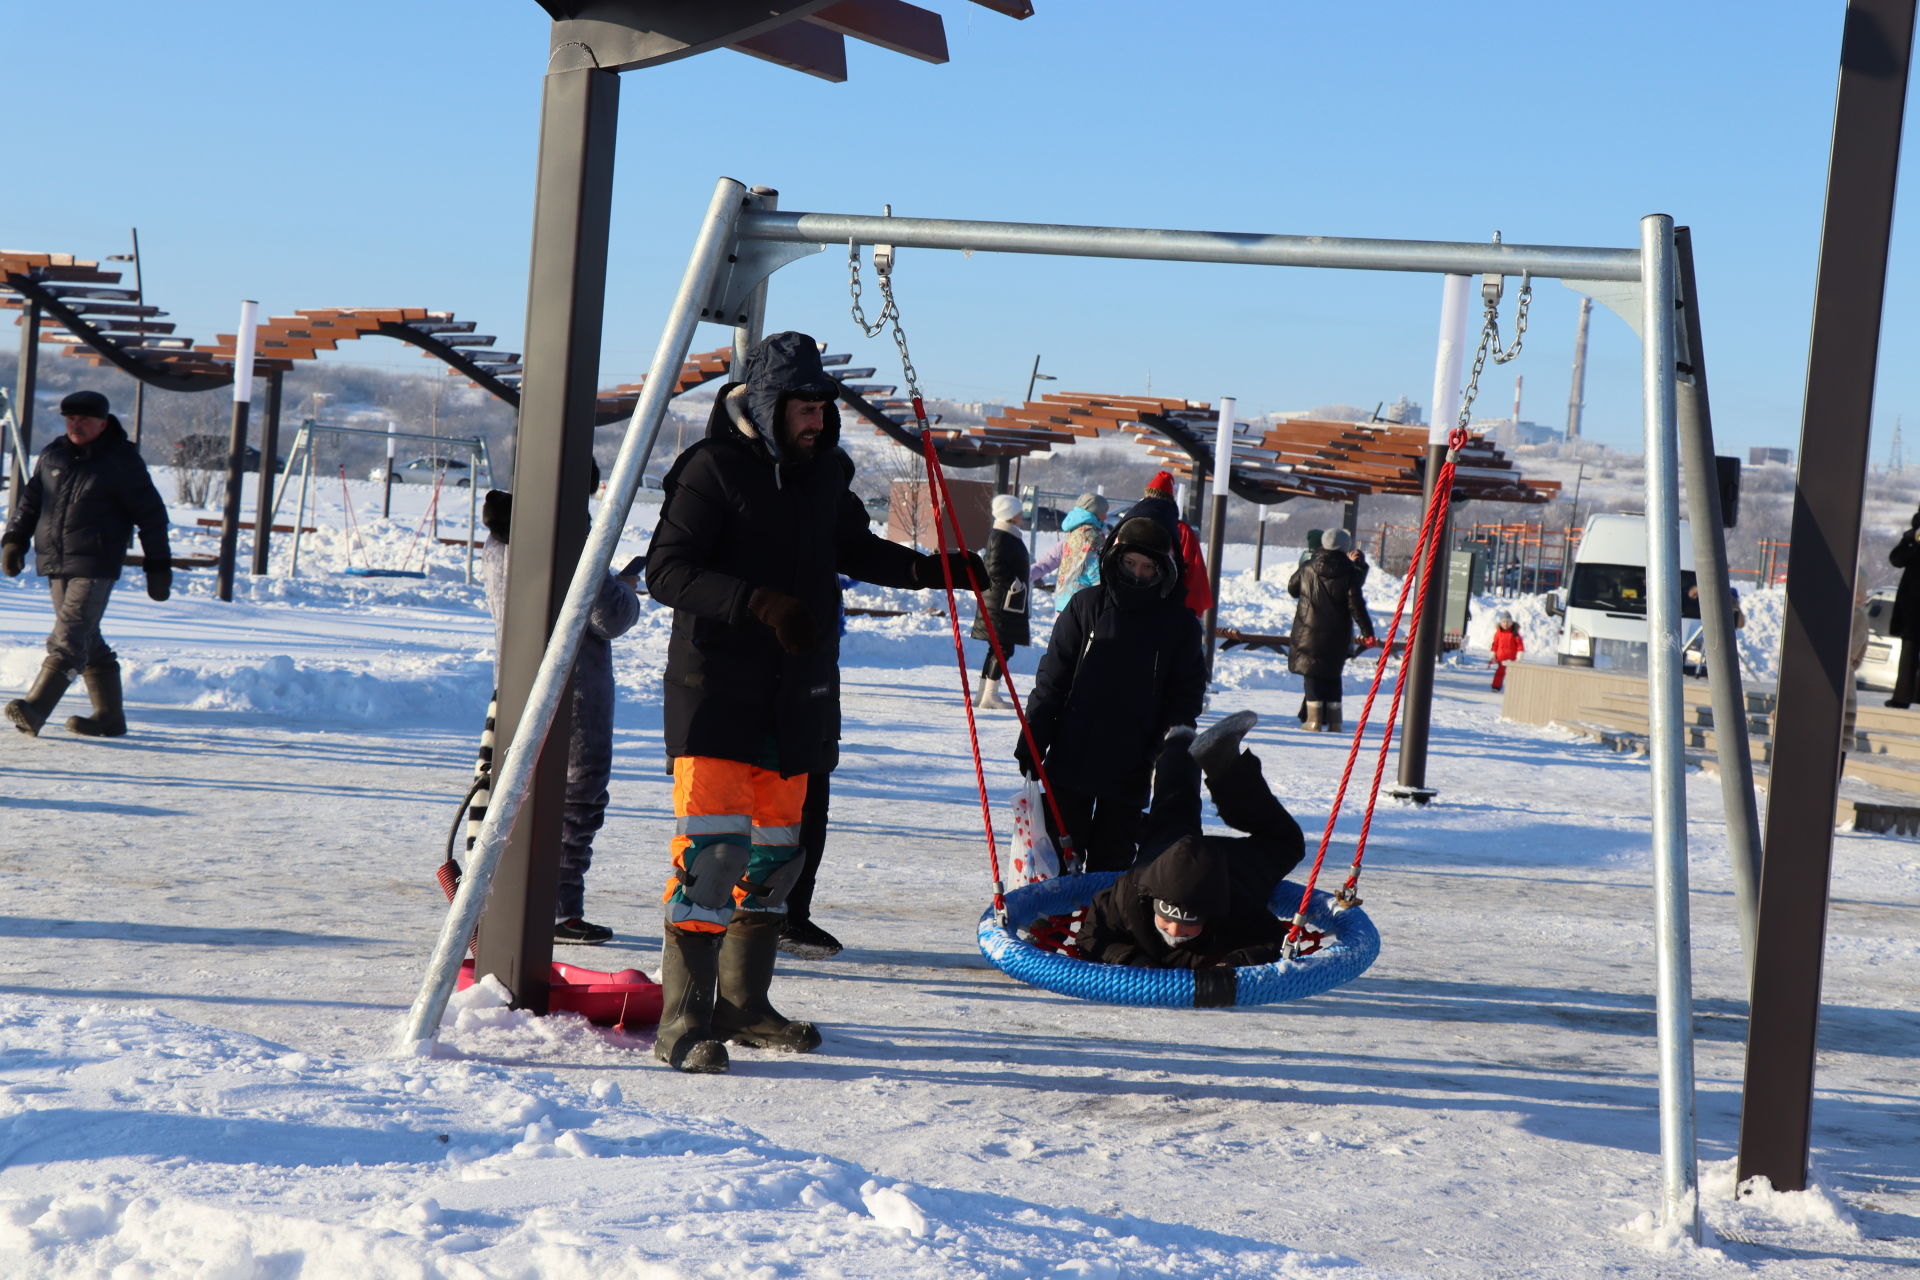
top-left (1547, 513), bottom-right (1699, 673)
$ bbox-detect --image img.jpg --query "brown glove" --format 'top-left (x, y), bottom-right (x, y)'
top-left (748, 587), bottom-right (815, 654)
top-left (1, 542), bottom-right (23, 578)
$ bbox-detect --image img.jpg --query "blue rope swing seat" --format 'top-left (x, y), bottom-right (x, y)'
top-left (976, 871), bottom-right (1380, 1009)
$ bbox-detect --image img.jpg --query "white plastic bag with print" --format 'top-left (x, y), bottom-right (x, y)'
top-left (1008, 779), bottom-right (1061, 887)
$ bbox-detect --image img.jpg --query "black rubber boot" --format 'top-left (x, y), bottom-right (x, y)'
top-left (777, 917), bottom-right (844, 959)
top-left (653, 927), bottom-right (729, 1073)
top-left (66, 661), bottom-right (128, 738)
top-left (1189, 710), bottom-right (1258, 778)
top-left (6, 662), bottom-right (73, 737)
top-left (714, 910), bottom-right (822, 1052)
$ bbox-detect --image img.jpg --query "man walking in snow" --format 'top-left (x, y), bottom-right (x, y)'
top-left (645, 331), bottom-right (980, 1074)
top-left (3, 390), bottom-right (172, 738)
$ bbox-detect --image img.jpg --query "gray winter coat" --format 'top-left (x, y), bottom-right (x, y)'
top-left (481, 537), bottom-right (642, 788)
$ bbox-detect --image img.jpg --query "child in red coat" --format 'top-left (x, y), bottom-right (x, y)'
top-left (1489, 610), bottom-right (1525, 691)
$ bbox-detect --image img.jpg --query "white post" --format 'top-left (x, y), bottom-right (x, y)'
top-left (1432, 275), bottom-right (1472, 443)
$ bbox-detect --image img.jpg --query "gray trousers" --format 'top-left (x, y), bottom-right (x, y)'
top-left (45, 578), bottom-right (116, 675)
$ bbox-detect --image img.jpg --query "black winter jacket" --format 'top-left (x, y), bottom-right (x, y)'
top-left (648, 356), bottom-right (923, 777)
top-left (1287, 550), bottom-right (1374, 678)
top-left (1891, 520), bottom-right (1920, 637)
top-left (1078, 833), bottom-right (1291, 969)
top-left (2, 417), bottom-right (170, 580)
top-left (1023, 540), bottom-right (1206, 797)
top-left (969, 526), bottom-right (1031, 648)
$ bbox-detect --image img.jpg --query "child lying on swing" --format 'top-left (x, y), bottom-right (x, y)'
top-left (1077, 710), bottom-right (1306, 993)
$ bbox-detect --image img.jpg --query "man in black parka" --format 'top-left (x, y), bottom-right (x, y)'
top-left (1016, 509), bottom-right (1207, 872)
top-left (3, 390), bottom-right (171, 738)
top-left (1077, 710), bottom-right (1306, 1007)
top-left (645, 330), bottom-right (978, 1073)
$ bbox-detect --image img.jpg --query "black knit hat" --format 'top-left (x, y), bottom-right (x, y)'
top-left (60, 390), bottom-right (109, 418)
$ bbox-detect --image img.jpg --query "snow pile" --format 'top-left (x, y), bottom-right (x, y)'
top-left (0, 998), bottom-right (1335, 1279)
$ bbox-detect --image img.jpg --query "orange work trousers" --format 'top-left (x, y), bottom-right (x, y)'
top-left (664, 755), bottom-right (809, 934)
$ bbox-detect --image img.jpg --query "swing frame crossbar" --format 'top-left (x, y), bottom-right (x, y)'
top-left (400, 176), bottom-right (1705, 1238)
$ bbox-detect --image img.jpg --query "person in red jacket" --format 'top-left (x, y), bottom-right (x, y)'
top-left (1133, 471), bottom-right (1212, 618)
top-left (1489, 609), bottom-right (1525, 691)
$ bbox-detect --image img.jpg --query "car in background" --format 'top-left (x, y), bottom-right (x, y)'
top-left (1858, 587), bottom-right (1901, 692)
top-left (372, 456), bottom-right (473, 486)
top-left (173, 434), bottom-right (283, 473)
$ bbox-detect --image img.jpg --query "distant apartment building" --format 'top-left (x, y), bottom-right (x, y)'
top-left (1749, 446), bottom-right (1793, 466)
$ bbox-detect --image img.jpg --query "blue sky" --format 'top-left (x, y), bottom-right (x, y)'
top-left (7, 2), bottom-right (1910, 456)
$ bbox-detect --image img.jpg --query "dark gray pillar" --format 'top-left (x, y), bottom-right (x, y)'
top-left (214, 386), bottom-right (252, 602)
top-left (1393, 446), bottom-right (1450, 800)
top-left (1739, 0), bottom-right (1914, 1194)
top-left (9, 302), bottom-right (37, 498)
top-left (251, 371), bottom-right (284, 575)
top-left (476, 63), bottom-right (620, 1014)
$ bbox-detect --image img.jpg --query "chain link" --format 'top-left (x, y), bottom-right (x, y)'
top-left (1455, 273), bottom-right (1531, 433)
top-left (848, 240), bottom-right (924, 407)
top-left (847, 241), bottom-right (895, 339)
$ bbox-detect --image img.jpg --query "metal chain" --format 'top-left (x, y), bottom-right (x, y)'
top-left (847, 239), bottom-right (924, 406)
top-left (1456, 273), bottom-right (1531, 432)
top-left (847, 241), bottom-right (895, 339)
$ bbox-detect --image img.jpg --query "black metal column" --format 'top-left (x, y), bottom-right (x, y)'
top-left (251, 370), bottom-right (284, 575)
top-left (9, 302), bottom-right (37, 498)
top-left (476, 64), bottom-right (620, 1014)
top-left (215, 379), bottom-right (252, 602)
top-left (1739, 0), bottom-right (1914, 1193)
top-left (1393, 445), bottom-right (1450, 800)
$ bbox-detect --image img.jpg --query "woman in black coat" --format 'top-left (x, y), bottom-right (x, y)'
top-left (971, 493), bottom-right (1031, 709)
top-left (1287, 526), bottom-right (1375, 733)
top-left (1888, 509), bottom-right (1920, 706)
top-left (1017, 510), bottom-right (1207, 872)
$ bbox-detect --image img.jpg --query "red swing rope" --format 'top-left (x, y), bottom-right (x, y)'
top-left (337, 465), bottom-right (371, 569)
top-left (400, 469), bottom-right (448, 573)
top-left (1283, 426), bottom-right (1467, 953)
top-left (913, 413), bottom-right (1080, 919)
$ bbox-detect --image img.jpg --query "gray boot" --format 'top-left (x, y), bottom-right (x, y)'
top-left (1322, 702), bottom-right (1343, 734)
top-left (66, 661), bottom-right (128, 738)
top-left (714, 910), bottom-right (822, 1052)
top-left (1302, 701), bottom-right (1325, 732)
top-left (653, 927), bottom-right (730, 1074)
top-left (6, 661), bottom-right (73, 737)
top-left (1189, 710), bottom-right (1258, 777)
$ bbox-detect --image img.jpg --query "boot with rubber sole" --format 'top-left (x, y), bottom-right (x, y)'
top-left (6, 662), bottom-right (73, 738)
top-left (66, 660), bottom-right (127, 738)
top-left (1302, 701), bottom-right (1325, 733)
top-left (714, 910), bottom-right (822, 1052)
top-left (653, 927), bottom-right (730, 1073)
top-left (1322, 703), bottom-right (1343, 734)
top-left (1189, 710), bottom-right (1258, 778)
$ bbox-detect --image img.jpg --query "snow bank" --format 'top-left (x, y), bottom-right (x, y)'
top-left (0, 998), bottom-right (1336, 1280)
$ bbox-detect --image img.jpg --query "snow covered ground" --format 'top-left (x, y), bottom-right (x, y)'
top-left (1, 479), bottom-right (1916, 1278)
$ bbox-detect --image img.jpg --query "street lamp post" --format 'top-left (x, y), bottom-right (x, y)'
top-left (1011, 355), bottom-right (1056, 493)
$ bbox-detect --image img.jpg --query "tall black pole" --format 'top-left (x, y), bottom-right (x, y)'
top-left (250, 369), bottom-right (284, 576)
top-left (476, 62), bottom-right (619, 1014)
top-left (1739, 0), bottom-right (1914, 1194)
top-left (214, 301), bottom-right (258, 603)
top-left (1202, 397), bottom-right (1234, 672)
top-left (1393, 274), bottom-right (1471, 802)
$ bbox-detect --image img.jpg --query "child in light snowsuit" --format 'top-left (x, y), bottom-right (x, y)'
top-left (1489, 610), bottom-right (1524, 691)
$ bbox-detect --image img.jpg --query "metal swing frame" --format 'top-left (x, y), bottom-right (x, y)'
top-left (401, 175), bottom-right (1735, 1238)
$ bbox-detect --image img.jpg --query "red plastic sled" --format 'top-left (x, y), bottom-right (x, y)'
top-left (457, 958), bottom-right (662, 1029)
